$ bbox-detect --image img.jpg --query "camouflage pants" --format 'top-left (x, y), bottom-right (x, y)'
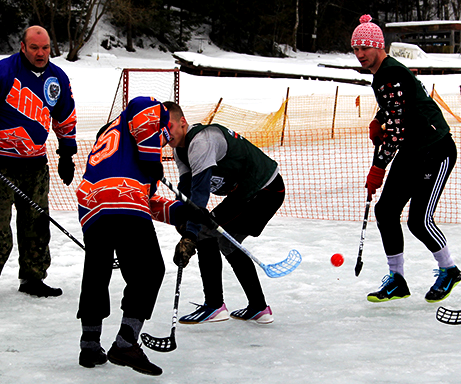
top-left (0, 164), bottom-right (51, 280)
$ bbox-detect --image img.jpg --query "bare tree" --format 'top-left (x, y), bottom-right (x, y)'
top-left (30, 0), bottom-right (61, 56)
top-left (450, 0), bottom-right (461, 19)
top-left (109, 0), bottom-right (163, 52)
top-left (66, 0), bottom-right (112, 61)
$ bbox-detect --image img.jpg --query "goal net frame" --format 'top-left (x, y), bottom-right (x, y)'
top-left (107, 68), bottom-right (180, 123)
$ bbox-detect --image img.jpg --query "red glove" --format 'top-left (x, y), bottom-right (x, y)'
top-left (369, 119), bottom-right (384, 145)
top-left (365, 166), bottom-right (385, 201)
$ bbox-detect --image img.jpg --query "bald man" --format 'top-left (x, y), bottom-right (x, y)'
top-left (0, 26), bottom-right (78, 297)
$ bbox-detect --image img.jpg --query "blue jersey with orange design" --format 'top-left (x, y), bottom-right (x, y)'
top-left (0, 52), bottom-right (77, 159)
top-left (77, 96), bottom-right (171, 232)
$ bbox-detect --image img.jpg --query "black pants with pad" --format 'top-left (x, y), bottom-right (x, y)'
top-left (197, 174), bottom-right (285, 310)
top-left (77, 214), bottom-right (165, 322)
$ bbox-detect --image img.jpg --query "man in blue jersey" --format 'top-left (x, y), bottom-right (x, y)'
top-left (0, 26), bottom-right (77, 297)
top-left (164, 101), bottom-right (285, 325)
top-left (76, 97), bottom-right (209, 375)
top-left (351, 15), bottom-right (460, 303)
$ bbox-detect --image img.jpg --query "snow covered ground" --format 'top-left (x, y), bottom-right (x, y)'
top-left (2, 212), bottom-right (461, 384)
top-left (2, 26), bottom-right (461, 383)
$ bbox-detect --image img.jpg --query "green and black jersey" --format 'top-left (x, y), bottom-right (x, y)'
top-left (175, 123), bottom-right (278, 202)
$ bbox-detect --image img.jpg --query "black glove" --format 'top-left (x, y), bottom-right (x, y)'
top-left (173, 231), bottom-right (197, 268)
top-left (57, 155), bottom-right (75, 186)
top-left (139, 160), bottom-right (163, 182)
top-left (56, 146), bottom-right (77, 186)
top-left (175, 204), bottom-right (217, 230)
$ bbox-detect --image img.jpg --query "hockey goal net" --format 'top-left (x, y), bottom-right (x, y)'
top-left (107, 68), bottom-right (180, 123)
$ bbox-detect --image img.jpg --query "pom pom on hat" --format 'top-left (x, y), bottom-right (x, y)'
top-left (351, 14), bottom-right (385, 49)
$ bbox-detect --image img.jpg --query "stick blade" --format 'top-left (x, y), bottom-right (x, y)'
top-left (141, 332), bottom-right (177, 352)
top-left (436, 306), bottom-right (461, 325)
top-left (355, 257), bottom-right (363, 277)
top-left (263, 249), bottom-right (302, 278)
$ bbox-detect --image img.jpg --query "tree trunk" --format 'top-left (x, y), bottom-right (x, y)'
top-left (311, 1), bottom-right (318, 52)
top-left (66, 0), bottom-right (111, 61)
top-left (126, 20), bottom-right (135, 52)
top-left (292, 0), bottom-right (299, 52)
top-left (49, 0), bottom-right (61, 57)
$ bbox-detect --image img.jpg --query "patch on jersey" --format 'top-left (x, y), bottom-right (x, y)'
top-left (210, 176), bottom-right (225, 193)
top-left (44, 77), bottom-right (60, 106)
top-left (226, 128), bottom-right (240, 139)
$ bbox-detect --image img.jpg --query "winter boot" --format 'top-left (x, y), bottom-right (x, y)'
top-left (79, 347), bottom-right (107, 368)
top-left (107, 342), bottom-right (162, 376)
top-left (19, 279), bottom-right (62, 297)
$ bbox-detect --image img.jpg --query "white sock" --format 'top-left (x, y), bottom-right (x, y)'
top-left (387, 252), bottom-right (404, 276)
top-left (433, 246), bottom-right (455, 269)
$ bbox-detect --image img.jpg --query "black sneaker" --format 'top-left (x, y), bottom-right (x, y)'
top-left (19, 279), bottom-right (62, 297)
top-left (367, 272), bottom-right (411, 302)
top-left (425, 266), bottom-right (461, 303)
top-left (107, 342), bottom-right (162, 376)
top-left (79, 347), bottom-right (107, 368)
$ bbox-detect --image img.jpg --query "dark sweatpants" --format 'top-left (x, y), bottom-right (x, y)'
top-left (77, 215), bottom-right (165, 322)
top-left (0, 162), bottom-right (51, 281)
top-left (375, 134), bottom-right (457, 256)
top-left (197, 174), bottom-right (285, 310)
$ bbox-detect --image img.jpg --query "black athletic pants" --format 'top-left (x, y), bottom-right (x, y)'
top-left (77, 215), bottom-right (165, 322)
top-left (375, 134), bottom-right (457, 256)
top-left (197, 174), bottom-right (285, 310)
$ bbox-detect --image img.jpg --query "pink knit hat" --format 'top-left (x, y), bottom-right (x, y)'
top-left (351, 14), bottom-right (385, 49)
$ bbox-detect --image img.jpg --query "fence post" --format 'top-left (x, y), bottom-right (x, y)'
top-left (331, 86), bottom-right (339, 139)
top-left (280, 87), bottom-right (290, 146)
top-left (207, 97), bottom-right (223, 124)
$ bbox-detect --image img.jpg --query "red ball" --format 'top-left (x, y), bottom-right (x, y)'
top-left (331, 253), bottom-right (344, 267)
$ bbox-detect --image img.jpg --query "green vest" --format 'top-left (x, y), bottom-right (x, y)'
top-left (176, 123), bottom-right (278, 201)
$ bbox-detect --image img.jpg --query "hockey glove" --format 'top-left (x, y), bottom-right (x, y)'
top-left (56, 146), bottom-right (77, 186)
top-left (139, 160), bottom-right (164, 182)
top-left (369, 119), bottom-right (384, 146)
top-left (174, 231), bottom-right (197, 268)
top-left (365, 165), bottom-right (386, 201)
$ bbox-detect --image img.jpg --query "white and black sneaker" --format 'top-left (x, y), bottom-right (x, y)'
top-left (230, 305), bottom-right (274, 324)
top-left (179, 303), bottom-right (229, 324)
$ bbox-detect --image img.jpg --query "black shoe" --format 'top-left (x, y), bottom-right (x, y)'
top-left (19, 279), bottom-right (62, 297)
top-left (79, 347), bottom-right (107, 368)
top-left (425, 266), bottom-right (461, 303)
top-left (367, 272), bottom-right (411, 302)
top-left (108, 342), bottom-right (162, 376)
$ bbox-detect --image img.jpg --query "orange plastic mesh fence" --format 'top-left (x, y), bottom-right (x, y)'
top-left (47, 91), bottom-right (461, 224)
